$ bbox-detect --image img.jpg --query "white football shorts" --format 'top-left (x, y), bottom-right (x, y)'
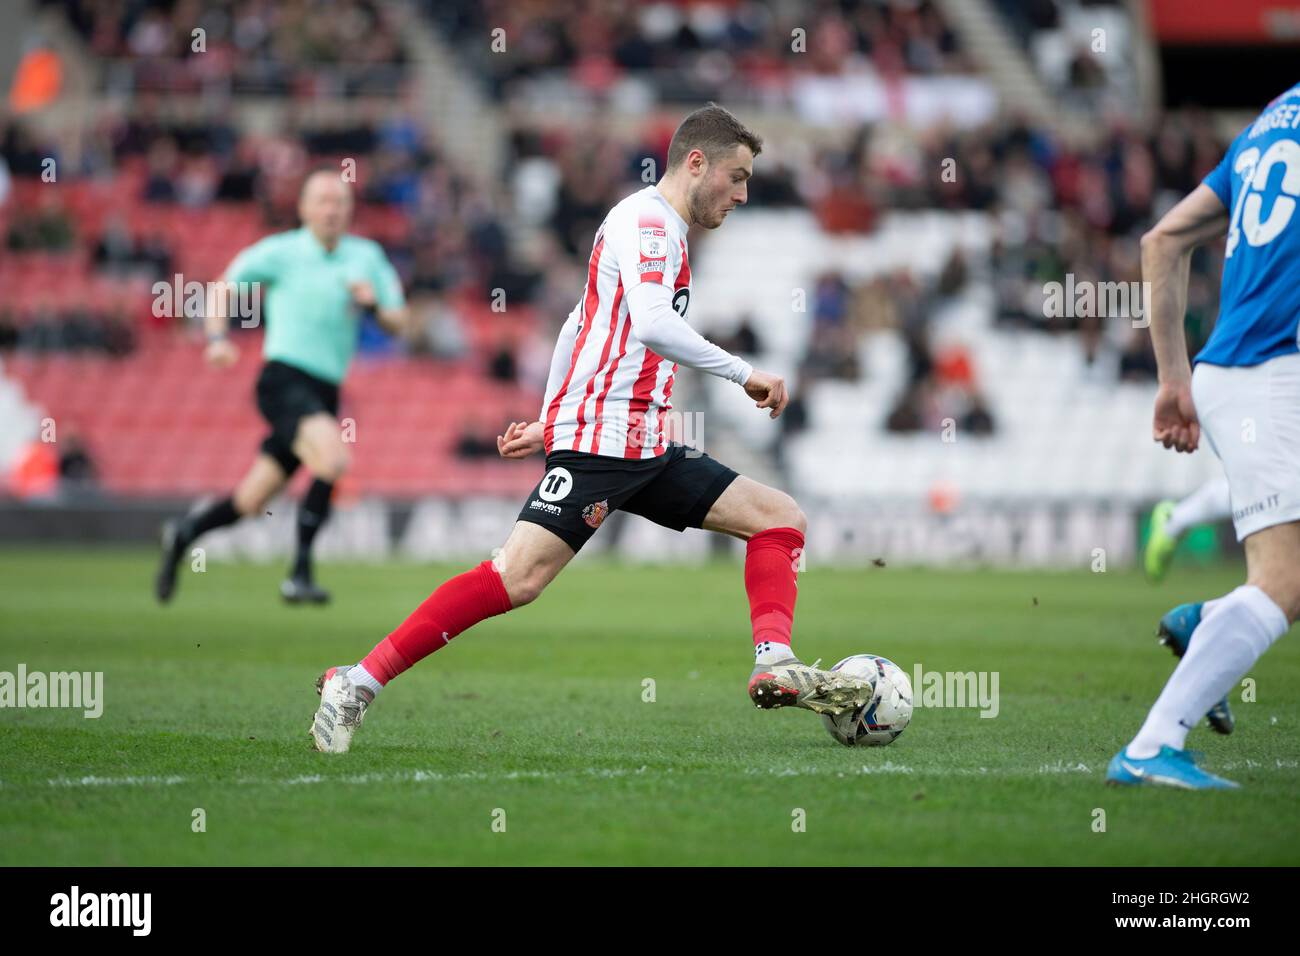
top-left (1192, 351), bottom-right (1300, 541)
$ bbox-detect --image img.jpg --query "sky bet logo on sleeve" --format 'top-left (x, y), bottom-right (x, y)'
top-left (639, 227), bottom-right (667, 259)
top-left (50, 886), bottom-right (151, 936)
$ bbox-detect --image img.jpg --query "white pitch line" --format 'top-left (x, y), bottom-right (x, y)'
top-left (274, 767), bottom-right (638, 786)
top-left (25, 758), bottom-right (1297, 790)
top-left (36, 767), bottom-right (651, 789)
top-left (46, 775), bottom-right (188, 787)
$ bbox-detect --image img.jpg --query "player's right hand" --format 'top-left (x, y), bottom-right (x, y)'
top-left (204, 338), bottom-right (239, 368)
top-left (743, 369), bottom-right (788, 419)
top-left (1152, 380), bottom-right (1199, 453)
top-left (497, 420), bottom-right (544, 459)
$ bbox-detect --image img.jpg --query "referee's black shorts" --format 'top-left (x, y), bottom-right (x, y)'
top-left (254, 360), bottom-right (340, 474)
top-left (516, 442), bottom-right (739, 553)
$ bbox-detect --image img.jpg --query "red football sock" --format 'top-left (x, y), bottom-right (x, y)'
top-left (745, 526), bottom-right (804, 649)
top-left (360, 560), bottom-right (513, 684)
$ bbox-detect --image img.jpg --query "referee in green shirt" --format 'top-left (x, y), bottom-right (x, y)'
top-left (156, 169), bottom-right (409, 605)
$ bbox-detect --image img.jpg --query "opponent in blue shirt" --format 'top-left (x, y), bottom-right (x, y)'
top-left (1107, 82), bottom-right (1300, 791)
top-left (1197, 81), bottom-right (1300, 367)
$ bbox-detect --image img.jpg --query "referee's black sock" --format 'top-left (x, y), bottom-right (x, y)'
top-left (177, 496), bottom-right (240, 548)
top-left (293, 479), bottom-right (334, 581)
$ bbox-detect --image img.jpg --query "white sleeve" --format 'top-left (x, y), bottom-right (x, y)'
top-left (625, 282), bottom-right (753, 384)
top-left (539, 310), bottom-right (581, 419)
top-left (613, 206), bottom-right (675, 292)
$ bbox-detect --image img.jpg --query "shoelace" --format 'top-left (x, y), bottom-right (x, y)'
top-left (778, 660), bottom-right (845, 694)
top-left (335, 683), bottom-right (369, 727)
top-left (804, 660), bottom-right (865, 688)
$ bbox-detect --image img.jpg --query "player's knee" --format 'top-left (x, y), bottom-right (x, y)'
top-left (504, 569), bottom-right (548, 608)
top-left (313, 446), bottom-right (350, 482)
top-left (762, 491), bottom-right (806, 535)
top-left (788, 501), bottom-right (808, 535)
top-left (232, 483), bottom-right (274, 516)
top-left (332, 447), bottom-right (352, 479)
top-left (1250, 570), bottom-right (1300, 624)
top-left (1279, 594), bottom-right (1300, 627)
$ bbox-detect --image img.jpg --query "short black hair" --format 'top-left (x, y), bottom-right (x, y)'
top-left (666, 103), bottom-right (763, 171)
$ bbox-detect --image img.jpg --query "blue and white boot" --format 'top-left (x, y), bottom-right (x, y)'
top-left (1105, 745), bottom-right (1240, 790)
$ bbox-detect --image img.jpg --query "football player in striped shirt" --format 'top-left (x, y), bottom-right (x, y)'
top-left (310, 104), bottom-right (874, 753)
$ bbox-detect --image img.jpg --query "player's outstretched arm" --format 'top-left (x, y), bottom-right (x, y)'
top-left (1140, 183), bottom-right (1229, 453)
top-left (202, 275), bottom-right (238, 368)
top-left (540, 313), bottom-right (581, 415)
top-left (624, 282), bottom-right (770, 408)
top-left (206, 236), bottom-right (282, 368)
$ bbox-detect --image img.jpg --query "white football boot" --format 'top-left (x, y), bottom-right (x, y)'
top-left (748, 657), bottom-right (875, 716)
top-left (310, 666), bottom-right (374, 753)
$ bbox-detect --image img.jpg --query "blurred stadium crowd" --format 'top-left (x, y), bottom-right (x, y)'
top-left (47, 0), bottom-right (409, 95)
top-left (0, 0), bottom-right (1233, 503)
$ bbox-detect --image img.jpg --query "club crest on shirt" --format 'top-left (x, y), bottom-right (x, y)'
top-left (639, 227), bottom-right (668, 259)
top-left (582, 499), bottom-right (610, 529)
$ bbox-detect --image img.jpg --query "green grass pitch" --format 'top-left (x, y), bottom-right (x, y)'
top-left (1, 547), bottom-right (1297, 866)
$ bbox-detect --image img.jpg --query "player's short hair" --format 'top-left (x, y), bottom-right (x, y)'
top-left (300, 165), bottom-right (351, 198)
top-left (666, 103), bottom-right (763, 171)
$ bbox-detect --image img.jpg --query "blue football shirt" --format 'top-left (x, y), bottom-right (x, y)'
top-left (1197, 82), bottom-right (1300, 368)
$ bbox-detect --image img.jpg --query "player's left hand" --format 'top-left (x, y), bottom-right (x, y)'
top-left (497, 420), bottom-right (544, 459)
top-left (742, 369), bottom-right (788, 419)
top-left (1152, 380), bottom-right (1200, 453)
top-left (349, 281), bottom-right (377, 308)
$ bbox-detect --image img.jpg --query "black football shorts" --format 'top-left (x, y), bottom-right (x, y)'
top-left (254, 360), bottom-right (341, 474)
top-left (516, 443), bottom-right (739, 553)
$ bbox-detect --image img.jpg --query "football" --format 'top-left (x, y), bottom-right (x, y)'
top-left (821, 655), bottom-right (914, 747)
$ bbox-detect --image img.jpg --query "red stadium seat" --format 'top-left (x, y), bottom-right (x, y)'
top-left (12, 340), bottom-right (542, 497)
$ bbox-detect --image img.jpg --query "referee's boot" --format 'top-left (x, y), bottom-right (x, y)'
top-left (155, 519), bottom-right (187, 604)
top-left (281, 570), bottom-right (331, 605)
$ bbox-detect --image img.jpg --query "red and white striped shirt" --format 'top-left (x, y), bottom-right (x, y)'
top-left (541, 186), bottom-right (750, 459)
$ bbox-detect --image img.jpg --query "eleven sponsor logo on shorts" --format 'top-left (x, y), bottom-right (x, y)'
top-left (531, 466), bottom-right (574, 515)
top-left (538, 467), bottom-right (573, 502)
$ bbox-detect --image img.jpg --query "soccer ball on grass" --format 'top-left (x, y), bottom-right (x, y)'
top-left (821, 654), bottom-right (913, 747)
